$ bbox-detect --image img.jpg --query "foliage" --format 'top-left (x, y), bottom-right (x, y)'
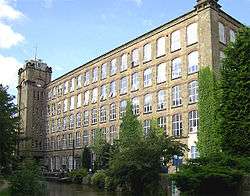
top-left (170, 153), bottom-right (248, 194)
top-left (81, 146), bottom-right (92, 171)
top-left (108, 103), bottom-right (186, 195)
top-left (0, 85), bottom-right (19, 174)
top-left (9, 159), bottom-right (45, 195)
top-left (197, 67), bottom-right (221, 157)
top-left (218, 27), bottom-right (250, 156)
top-left (91, 129), bottom-right (113, 170)
top-left (119, 101), bottom-right (143, 148)
top-left (91, 170), bottom-right (107, 189)
top-left (68, 168), bottom-right (88, 183)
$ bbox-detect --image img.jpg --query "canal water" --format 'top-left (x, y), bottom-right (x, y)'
top-left (44, 182), bottom-right (132, 196)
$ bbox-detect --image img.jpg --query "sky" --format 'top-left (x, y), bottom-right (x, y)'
top-left (0, 0), bottom-right (250, 97)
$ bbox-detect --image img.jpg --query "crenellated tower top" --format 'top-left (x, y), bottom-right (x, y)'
top-left (195, 0), bottom-right (221, 11)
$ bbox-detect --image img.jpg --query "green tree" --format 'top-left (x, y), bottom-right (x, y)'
top-left (197, 67), bottom-right (221, 157)
top-left (109, 103), bottom-right (186, 195)
top-left (10, 159), bottom-right (45, 195)
top-left (0, 85), bottom-right (19, 174)
top-left (91, 129), bottom-right (113, 170)
top-left (218, 27), bottom-right (250, 156)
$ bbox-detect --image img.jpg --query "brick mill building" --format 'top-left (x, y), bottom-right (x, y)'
top-left (17, 0), bottom-right (242, 171)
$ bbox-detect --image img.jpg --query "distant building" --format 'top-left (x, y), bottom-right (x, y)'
top-left (17, 0), bottom-right (242, 171)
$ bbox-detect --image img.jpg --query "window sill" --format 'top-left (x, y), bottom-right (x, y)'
top-left (188, 101), bottom-right (198, 106)
top-left (187, 71), bottom-right (198, 76)
top-left (156, 54), bottom-right (166, 59)
top-left (171, 76), bottom-right (182, 81)
top-left (186, 42), bottom-right (198, 47)
top-left (171, 48), bottom-right (181, 53)
top-left (157, 108), bottom-right (167, 112)
top-left (171, 105), bottom-right (183, 109)
top-left (143, 111), bottom-right (152, 115)
top-left (131, 88), bottom-right (139, 93)
top-left (143, 59), bottom-right (152, 64)
top-left (157, 81), bottom-right (166, 85)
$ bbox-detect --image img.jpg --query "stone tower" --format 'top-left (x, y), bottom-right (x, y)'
top-left (17, 59), bottom-right (52, 160)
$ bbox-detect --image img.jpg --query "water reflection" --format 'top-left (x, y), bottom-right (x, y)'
top-left (44, 182), bottom-right (131, 196)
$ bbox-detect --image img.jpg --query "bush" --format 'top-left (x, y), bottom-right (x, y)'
top-left (9, 159), bottom-right (45, 195)
top-left (68, 168), bottom-right (88, 183)
top-left (170, 154), bottom-right (249, 195)
top-left (104, 175), bottom-right (118, 191)
top-left (91, 170), bottom-right (107, 189)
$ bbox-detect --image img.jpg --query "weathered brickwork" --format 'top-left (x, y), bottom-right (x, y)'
top-left (17, 0), bottom-right (242, 171)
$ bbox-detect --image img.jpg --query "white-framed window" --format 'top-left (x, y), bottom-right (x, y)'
top-left (100, 106), bottom-right (107, 123)
top-left (172, 85), bottom-right (182, 107)
top-left (158, 116), bottom-right (167, 133)
top-left (219, 22), bottom-right (226, 44)
top-left (144, 68), bottom-right (152, 87)
top-left (229, 29), bottom-right (236, 42)
top-left (58, 84), bottom-right (63, 96)
top-left (62, 116), bottom-right (67, 130)
top-left (68, 133), bottom-right (73, 148)
top-left (77, 94), bottom-right (81, 108)
top-left (121, 54), bottom-right (128, 71)
top-left (92, 67), bottom-right (98, 83)
top-left (57, 102), bottom-right (61, 115)
top-left (100, 84), bottom-right (107, 100)
top-left (120, 100), bottom-right (127, 118)
top-left (120, 77), bottom-right (128, 94)
top-left (131, 72), bottom-right (139, 91)
top-left (76, 112), bottom-right (81, 128)
top-left (63, 81), bottom-right (68, 94)
top-left (132, 48), bottom-right (139, 66)
top-left (62, 134), bottom-right (66, 149)
top-left (187, 23), bottom-right (198, 45)
top-left (70, 96), bottom-right (74, 110)
top-left (92, 88), bottom-right (98, 103)
top-left (69, 114), bottom-right (74, 129)
top-left (143, 120), bottom-right (151, 135)
top-left (157, 63), bottom-right (166, 83)
top-left (69, 78), bottom-right (75, 92)
top-left (77, 75), bottom-right (82, 88)
top-left (144, 94), bottom-right (152, 113)
top-left (132, 97), bottom-right (140, 115)
top-left (143, 43), bottom-right (151, 62)
top-left (188, 51), bottom-right (199, 74)
top-left (157, 90), bottom-right (166, 110)
top-left (84, 90), bottom-right (90, 105)
top-left (91, 108), bottom-right (98, 124)
top-left (83, 130), bottom-right (89, 146)
top-left (172, 113), bottom-right (182, 137)
top-left (110, 103), bottom-right (116, 121)
top-left (109, 125), bottom-right (117, 144)
top-left (110, 59), bottom-right (117, 76)
top-left (110, 81), bottom-right (116, 97)
top-left (191, 146), bottom-right (199, 159)
top-left (75, 131), bottom-right (81, 147)
top-left (101, 63), bottom-right (107, 79)
top-left (83, 111), bottom-right (89, 126)
top-left (57, 118), bottom-right (61, 131)
top-left (172, 57), bottom-right (181, 79)
top-left (84, 71), bottom-right (90, 86)
top-left (171, 30), bottom-right (181, 51)
top-left (189, 110), bottom-right (199, 133)
top-left (189, 81), bottom-right (198, 103)
top-left (156, 37), bottom-right (165, 57)
top-left (101, 127), bottom-right (107, 142)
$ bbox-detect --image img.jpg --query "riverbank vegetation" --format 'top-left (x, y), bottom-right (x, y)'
top-left (170, 27), bottom-right (250, 195)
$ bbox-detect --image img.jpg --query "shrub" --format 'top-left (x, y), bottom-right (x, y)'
top-left (9, 159), bottom-right (45, 195)
top-left (91, 170), bottom-right (107, 189)
top-left (170, 154), bottom-right (248, 195)
top-left (68, 168), bottom-right (88, 183)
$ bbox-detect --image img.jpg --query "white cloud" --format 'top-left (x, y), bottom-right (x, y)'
top-left (0, 0), bottom-right (25, 49)
top-left (0, 54), bottom-right (22, 95)
top-left (0, 22), bottom-right (24, 49)
top-left (0, 0), bottom-right (24, 20)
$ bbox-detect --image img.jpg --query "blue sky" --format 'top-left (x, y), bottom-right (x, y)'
top-left (0, 0), bottom-right (250, 96)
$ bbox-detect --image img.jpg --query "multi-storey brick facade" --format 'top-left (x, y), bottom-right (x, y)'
top-left (17, 0), bottom-right (242, 171)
